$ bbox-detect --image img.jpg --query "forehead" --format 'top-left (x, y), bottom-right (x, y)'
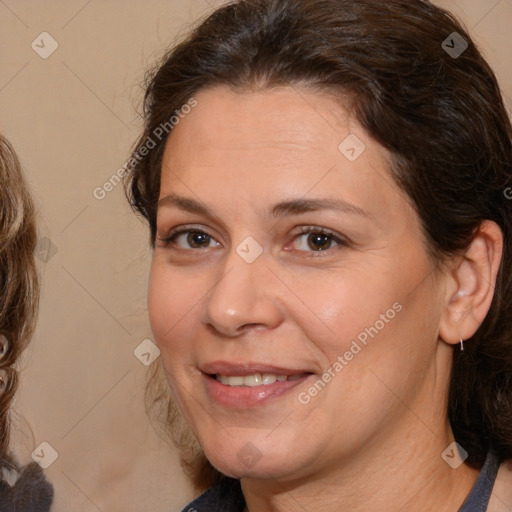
top-left (164, 85), bottom-right (355, 167)
top-left (158, 85), bottom-right (413, 232)
top-left (163, 86), bottom-right (387, 177)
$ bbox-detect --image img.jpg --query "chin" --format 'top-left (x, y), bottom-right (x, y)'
top-left (201, 435), bottom-right (308, 480)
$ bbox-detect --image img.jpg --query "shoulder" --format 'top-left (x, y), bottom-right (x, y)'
top-left (488, 459), bottom-right (512, 511)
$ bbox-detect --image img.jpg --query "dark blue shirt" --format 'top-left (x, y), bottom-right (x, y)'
top-left (180, 449), bottom-right (500, 512)
top-left (459, 449), bottom-right (500, 511)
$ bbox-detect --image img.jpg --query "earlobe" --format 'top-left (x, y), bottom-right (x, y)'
top-left (439, 221), bottom-right (503, 347)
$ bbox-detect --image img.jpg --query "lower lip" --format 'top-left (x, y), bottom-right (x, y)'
top-left (204, 373), bottom-right (314, 408)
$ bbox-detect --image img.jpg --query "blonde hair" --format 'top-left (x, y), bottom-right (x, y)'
top-left (0, 134), bottom-right (39, 465)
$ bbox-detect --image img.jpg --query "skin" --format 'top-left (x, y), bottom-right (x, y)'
top-left (148, 85), bottom-right (503, 511)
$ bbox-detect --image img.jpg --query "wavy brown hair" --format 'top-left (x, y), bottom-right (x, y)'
top-left (125, 0), bottom-right (512, 491)
top-left (0, 135), bottom-right (39, 467)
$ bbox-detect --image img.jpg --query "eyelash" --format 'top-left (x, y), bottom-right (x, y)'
top-left (157, 225), bottom-right (349, 255)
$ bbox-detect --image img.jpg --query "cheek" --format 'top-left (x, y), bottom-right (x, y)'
top-left (147, 261), bottom-right (199, 355)
top-left (295, 256), bottom-right (436, 380)
top-left (289, 267), bottom-right (401, 356)
top-left (147, 263), bottom-right (171, 341)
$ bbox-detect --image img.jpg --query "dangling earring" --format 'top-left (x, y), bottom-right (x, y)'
top-left (460, 339), bottom-right (464, 351)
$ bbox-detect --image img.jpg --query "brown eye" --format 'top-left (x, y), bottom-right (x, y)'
top-left (307, 233), bottom-right (333, 251)
top-left (293, 228), bottom-right (345, 252)
top-left (159, 228), bottom-right (221, 249)
top-left (187, 231), bottom-right (212, 248)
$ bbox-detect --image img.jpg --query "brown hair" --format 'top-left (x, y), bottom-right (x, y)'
top-left (0, 135), bottom-right (39, 466)
top-left (125, 0), bottom-right (512, 490)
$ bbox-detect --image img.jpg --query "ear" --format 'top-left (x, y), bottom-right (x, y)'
top-left (439, 221), bottom-right (503, 346)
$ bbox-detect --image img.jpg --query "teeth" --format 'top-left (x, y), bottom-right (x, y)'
top-left (243, 374), bottom-right (261, 387)
top-left (216, 373), bottom-right (291, 387)
top-left (262, 374), bottom-right (277, 385)
top-left (218, 375), bottom-right (229, 385)
top-left (227, 376), bottom-right (244, 386)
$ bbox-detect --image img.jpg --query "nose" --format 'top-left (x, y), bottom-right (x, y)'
top-left (200, 250), bottom-right (284, 337)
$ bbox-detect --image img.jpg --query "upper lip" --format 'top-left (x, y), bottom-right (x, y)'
top-left (201, 361), bottom-right (314, 377)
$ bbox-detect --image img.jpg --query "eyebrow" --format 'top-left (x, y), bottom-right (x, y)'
top-left (158, 193), bottom-right (369, 219)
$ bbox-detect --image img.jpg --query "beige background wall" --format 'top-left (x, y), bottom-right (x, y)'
top-left (0, 1), bottom-right (510, 511)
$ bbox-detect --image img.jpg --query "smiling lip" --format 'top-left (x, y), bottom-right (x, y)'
top-left (201, 361), bottom-right (315, 408)
top-left (201, 361), bottom-right (312, 377)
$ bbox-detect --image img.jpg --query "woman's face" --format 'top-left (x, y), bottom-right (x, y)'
top-left (148, 85), bottom-right (450, 480)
